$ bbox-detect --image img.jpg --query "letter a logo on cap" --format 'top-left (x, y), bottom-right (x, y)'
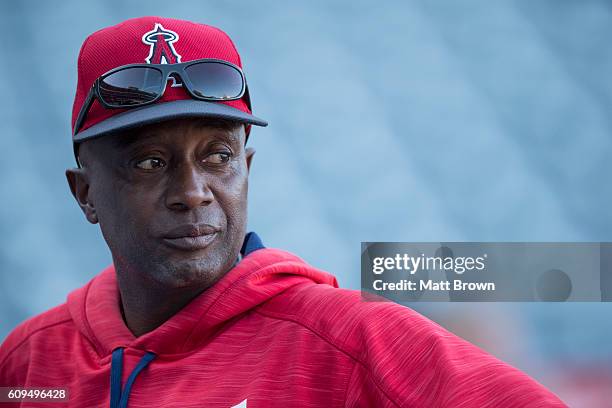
top-left (142, 23), bottom-right (182, 64)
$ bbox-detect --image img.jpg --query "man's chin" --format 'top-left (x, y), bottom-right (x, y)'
top-left (146, 259), bottom-right (231, 290)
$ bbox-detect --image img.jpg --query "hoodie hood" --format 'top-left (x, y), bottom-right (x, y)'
top-left (67, 233), bottom-right (338, 358)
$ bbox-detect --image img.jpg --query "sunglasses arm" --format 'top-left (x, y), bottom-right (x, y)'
top-left (243, 82), bottom-right (253, 144)
top-left (72, 85), bottom-right (97, 168)
top-left (73, 85), bottom-right (96, 137)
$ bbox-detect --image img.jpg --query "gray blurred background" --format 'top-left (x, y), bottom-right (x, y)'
top-left (1, 0), bottom-right (611, 405)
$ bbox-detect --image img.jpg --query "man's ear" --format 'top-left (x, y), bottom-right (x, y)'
top-left (65, 168), bottom-right (98, 224)
top-left (245, 147), bottom-right (255, 173)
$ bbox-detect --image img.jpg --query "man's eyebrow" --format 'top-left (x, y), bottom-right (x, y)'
top-left (110, 132), bottom-right (141, 149)
top-left (110, 130), bottom-right (159, 150)
top-left (209, 129), bottom-right (240, 145)
top-left (193, 120), bottom-right (243, 144)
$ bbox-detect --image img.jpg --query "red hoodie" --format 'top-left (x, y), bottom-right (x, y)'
top-left (0, 235), bottom-right (566, 407)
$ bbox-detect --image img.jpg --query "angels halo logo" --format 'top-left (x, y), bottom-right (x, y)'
top-left (142, 23), bottom-right (182, 86)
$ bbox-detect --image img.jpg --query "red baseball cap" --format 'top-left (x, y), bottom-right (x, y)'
top-left (72, 16), bottom-right (267, 142)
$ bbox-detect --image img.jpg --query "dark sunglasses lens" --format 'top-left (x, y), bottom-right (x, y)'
top-left (99, 67), bottom-right (163, 107)
top-left (184, 62), bottom-right (244, 99)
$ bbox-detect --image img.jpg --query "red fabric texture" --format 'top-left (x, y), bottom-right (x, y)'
top-left (0, 248), bottom-right (567, 407)
top-left (71, 16), bottom-right (250, 134)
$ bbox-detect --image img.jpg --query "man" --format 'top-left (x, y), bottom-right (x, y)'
top-left (0, 16), bottom-right (566, 407)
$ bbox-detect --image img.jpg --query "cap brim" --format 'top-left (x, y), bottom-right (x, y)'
top-left (73, 99), bottom-right (268, 142)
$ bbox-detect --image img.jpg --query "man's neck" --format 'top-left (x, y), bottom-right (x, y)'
top-left (112, 238), bottom-right (251, 337)
top-left (115, 269), bottom-right (208, 338)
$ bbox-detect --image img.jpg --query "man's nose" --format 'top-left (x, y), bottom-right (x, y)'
top-left (165, 162), bottom-right (214, 211)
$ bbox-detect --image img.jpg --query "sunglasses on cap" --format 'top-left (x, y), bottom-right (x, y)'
top-left (73, 58), bottom-right (251, 136)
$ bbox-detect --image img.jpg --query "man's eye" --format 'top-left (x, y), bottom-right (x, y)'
top-left (204, 152), bottom-right (231, 164)
top-left (135, 158), bottom-right (166, 170)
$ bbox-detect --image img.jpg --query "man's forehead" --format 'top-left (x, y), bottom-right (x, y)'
top-left (107, 118), bottom-right (245, 149)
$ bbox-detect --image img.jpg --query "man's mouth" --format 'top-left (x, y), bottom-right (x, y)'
top-left (161, 223), bottom-right (220, 251)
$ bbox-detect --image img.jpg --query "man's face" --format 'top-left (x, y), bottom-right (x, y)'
top-left (66, 118), bottom-right (254, 290)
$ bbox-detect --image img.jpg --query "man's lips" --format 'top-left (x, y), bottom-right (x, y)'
top-left (161, 223), bottom-right (220, 251)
